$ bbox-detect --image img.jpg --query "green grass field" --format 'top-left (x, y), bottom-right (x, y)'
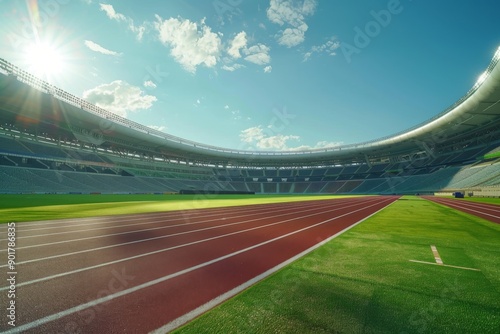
top-left (1, 194), bottom-right (498, 333)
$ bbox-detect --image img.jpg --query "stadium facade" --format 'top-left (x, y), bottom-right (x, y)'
top-left (1, 47), bottom-right (500, 195)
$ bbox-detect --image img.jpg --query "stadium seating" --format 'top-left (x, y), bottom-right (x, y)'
top-left (2, 53), bottom-right (500, 197)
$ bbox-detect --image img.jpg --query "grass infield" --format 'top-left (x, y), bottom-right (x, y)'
top-left (173, 196), bottom-right (500, 334)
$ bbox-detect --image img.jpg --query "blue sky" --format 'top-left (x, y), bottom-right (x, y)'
top-left (0, 0), bottom-right (499, 151)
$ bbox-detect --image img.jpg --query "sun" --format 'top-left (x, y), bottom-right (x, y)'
top-left (24, 42), bottom-right (66, 81)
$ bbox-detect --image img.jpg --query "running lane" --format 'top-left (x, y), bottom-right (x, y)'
top-left (423, 196), bottom-right (500, 224)
top-left (0, 196), bottom-right (398, 333)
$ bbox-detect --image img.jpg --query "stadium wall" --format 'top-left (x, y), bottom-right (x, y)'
top-left (435, 186), bottom-right (500, 198)
top-left (472, 186), bottom-right (500, 197)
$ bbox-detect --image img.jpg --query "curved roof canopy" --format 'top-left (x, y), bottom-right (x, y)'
top-left (1, 46), bottom-right (500, 167)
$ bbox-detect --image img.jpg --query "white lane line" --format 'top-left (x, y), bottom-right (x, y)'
top-left (438, 199), bottom-right (500, 212)
top-left (150, 197), bottom-right (397, 334)
top-left (409, 260), bottom-right (481, 272)
top-left (0, 198), bottom-right (388, 291)
top-left (0, 198), bottom-right (380, 269)
top-left (440, 199), bottom-right (500, 212)
top-left (428, 198), bottom-right (500, 220)
top-left (0, 201), bottom-right (382, 268)
top-left (1, 197), bottom-right (394, 334)
top-left (0, 198), bottom-right (359, 240)
top-left (0, 200), bottom-right (304, 232)
top-left (0, 197), bottom-right (368, 231)
top-left (0, 200), bottom-right (333, 251)
top-left (443, 203), bottom-right (500, 220)
top-left (0, 201), bottom-right (315, 236)
top-left (430, 245), bottom-right (443, 265)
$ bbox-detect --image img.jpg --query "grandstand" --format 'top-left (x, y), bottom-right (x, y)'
top-left (1, 47), bottom-right (500, 196)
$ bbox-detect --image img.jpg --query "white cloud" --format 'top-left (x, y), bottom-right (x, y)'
top-left (240, 126), bottom-right (342, 151)
top-left (83, 80), bottom-right (157, 117)
top-left (148, 125), bottom-right (166, 132)
top-left (154, 16), bottom-right (222, 73)
top-left (267, 0), bottom-right (317, 47)
top-left (258, 134), bottom-right (300, 150)
top-left (225, 105), bottom-right (242, 120)
top-left (278, 27), bottom-right (307, 47)
top-left (240, 126), bottom-right (300, 150)
top-left (303, 37), bottom-right (340, 62)
top-left (222, 63), bottom-right (245, 72)
top-left (240, 126), bottom-right (265, 143)
top-left (264, 65), bottom-right (272, 73)
top-left (267, 0), bottom-right (316, 26)
top-left (223, 34), bottom-right (271, 71)
top-left (144, 80), bottom-right (157, 88)
top-left (243, 44), bottom-right (271, 65)
top-left (288, 140), bottom-right (343, 151)
top-left (227, 31), bottom-right (247, 59)
top-left (316, 140), bottom-right (343, 148)
top-left (231, 110), bottom-right (242, 120)
top-left (84, 40), bottom-right (121, 56)
top-left (303, 51), bottom-right (312, 62)
top-left (129, 24), bottom-right (146, 41)
top-left (99, 3), bottom-right (147, 40)
top-left (143, 80), bottom-right (157, 88)
top-left (99, 3), bottom-right (126, 21)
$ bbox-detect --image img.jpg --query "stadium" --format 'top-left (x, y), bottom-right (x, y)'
top-left (1, 46), bottom-right (500, 196)
top-left (1, 34), bottom-right (500, 334)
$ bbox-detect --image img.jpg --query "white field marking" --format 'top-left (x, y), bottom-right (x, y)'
top-left (0, 200), bottom-right (324, 235)
top-left (150, 197), bottom-right (398, 333)
top-left (0, 199), bottom-right (338, 251)
top-left (0, 197), bottom-right (390, 291)
top-left (430, 245), bottom-right (443, 265)
top-left (0, 197), bottom-right (359, 240)
top-left (427, 198), bottom-right (500, 220)
top-left (1, 197), bottom-right (395, 334)
top-left (409, 260), bottom-right (481, 272)
top-left (0, 198), bottom-right (381, 269)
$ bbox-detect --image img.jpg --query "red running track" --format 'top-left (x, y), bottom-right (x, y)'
top-left (422, 196), bottom-right (500, 224)
top-left (0, 196), bottom-right (398, 333)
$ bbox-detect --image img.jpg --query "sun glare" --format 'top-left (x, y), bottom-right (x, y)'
top-left (24, 42), bottom-right (65, 80)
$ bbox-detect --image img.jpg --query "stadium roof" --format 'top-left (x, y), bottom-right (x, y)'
top-left (1, 46), bottom-right (500, 167)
